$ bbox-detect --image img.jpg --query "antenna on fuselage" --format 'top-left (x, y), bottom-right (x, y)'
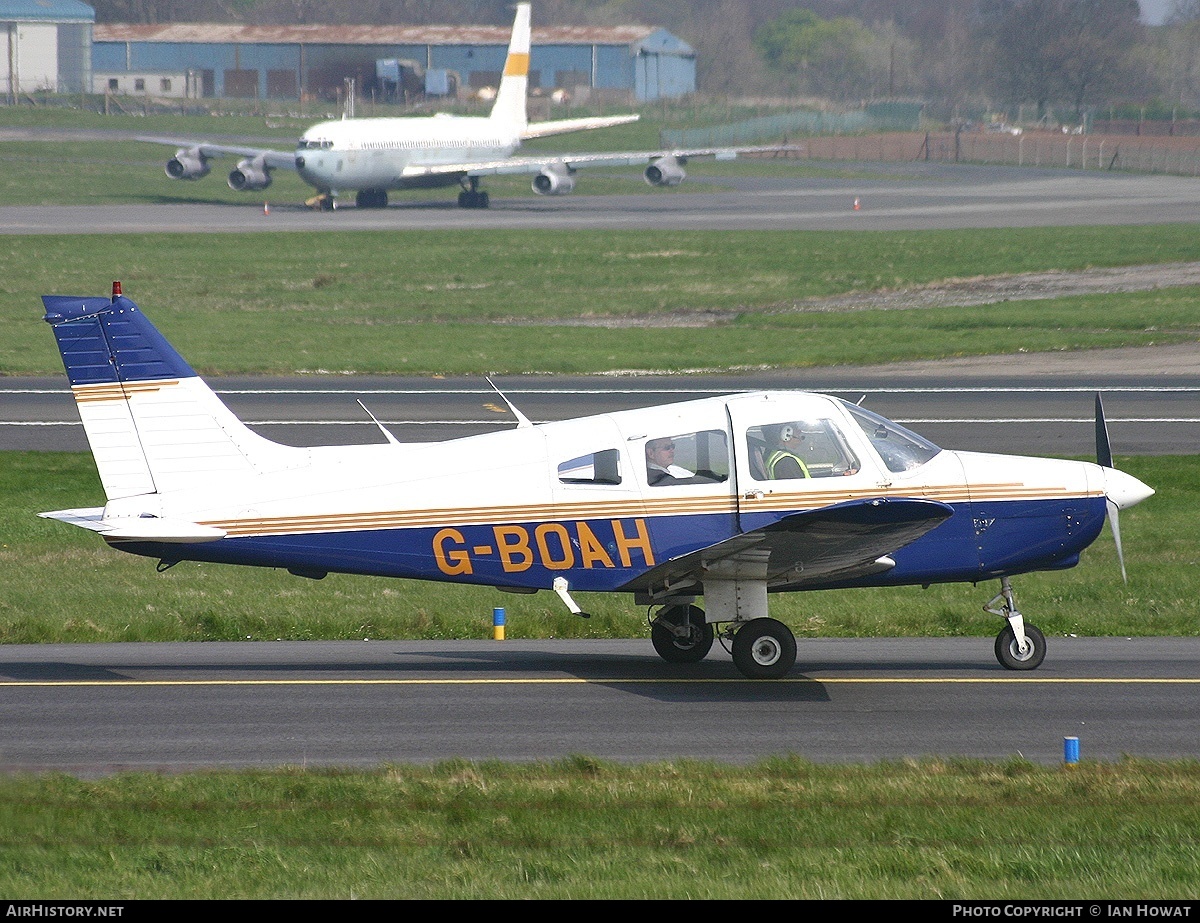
top-left (356, 399), bottom-right (400, 445)
top-left (486, 377), bottom-right (533, 428)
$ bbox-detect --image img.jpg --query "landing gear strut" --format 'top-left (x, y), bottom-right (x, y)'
top-left (986, 577), bottom-right (1047, 670)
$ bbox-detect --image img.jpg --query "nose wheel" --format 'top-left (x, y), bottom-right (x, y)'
top-left (986, 577), bottom-right (1047, 671)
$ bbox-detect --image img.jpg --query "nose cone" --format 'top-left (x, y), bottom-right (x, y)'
top-left (1103, 467), bottom-right (1154, 510)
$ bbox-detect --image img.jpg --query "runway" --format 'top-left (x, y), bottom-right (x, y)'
top-left (2, 162), bottom-right (1200, 233)
top-left (4, 364), bottom-right (1197, 455)
top-left (2, 637), bottom-right (1199, 772)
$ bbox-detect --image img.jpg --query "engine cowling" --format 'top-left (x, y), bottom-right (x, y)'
top-left (165, 148), bottom-right (210, 180)
top-left (227, 156), bottom-right (272, 191)
top-left (532, 163), bottom-right (576, 196)
top-left (644, 155), bottom-right (686, 187)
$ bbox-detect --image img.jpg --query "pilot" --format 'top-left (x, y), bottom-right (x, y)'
top-left (645, 437), bottom-right (693, 485)
top-left (763, 423), bottom-right (811, 479)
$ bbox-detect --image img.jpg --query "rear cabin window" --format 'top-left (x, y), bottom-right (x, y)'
top-left (558, 448), bottom-right (622, 485)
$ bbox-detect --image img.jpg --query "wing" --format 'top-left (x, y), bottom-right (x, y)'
top-left (137, 137), bottom-right (298, 171)
top-left (626, 498), bottom-right (955, 595)
top-left (397, 145), bottom-right (787, 181)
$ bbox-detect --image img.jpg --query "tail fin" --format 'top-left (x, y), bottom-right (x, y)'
top-left (488, 2), bottom-right (531, 132)
top-left (43, 285), bottom-right (304, 501)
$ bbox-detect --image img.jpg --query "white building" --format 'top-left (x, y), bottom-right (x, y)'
top-left (0, 0), bottom-right (94, 98)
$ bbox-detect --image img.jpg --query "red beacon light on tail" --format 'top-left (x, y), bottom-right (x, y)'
top-left (111, 281), bottom-right (122, 302)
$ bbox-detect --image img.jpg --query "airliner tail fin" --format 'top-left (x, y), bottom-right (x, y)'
top-left (488, 2), bottom-right (531, 132)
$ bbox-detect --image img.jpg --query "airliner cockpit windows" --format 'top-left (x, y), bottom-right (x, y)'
top-left (842, 401), bottom-right (941, 473)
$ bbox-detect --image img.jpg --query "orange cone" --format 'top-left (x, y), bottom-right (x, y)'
top-left (853, 197), bottom-right (861, 210)
top-left (263, 202), bottom-right (270, 215)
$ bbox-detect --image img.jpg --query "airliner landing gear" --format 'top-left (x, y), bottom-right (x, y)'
top-left (306, 192), bottom-right (336, 211)
top-left (986, 577), bottom-right (1047, 670)
top-left (650, 604), bottom-right (714, 663)
top-left (457, 177), bottom-right (490, 209)
top-left (355, 189), bottom-right (388, 208)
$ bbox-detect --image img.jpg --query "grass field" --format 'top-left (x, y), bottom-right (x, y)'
top-left (3, 758), bottom-right (1200, 899)
top-left (4, 225), bottom-right (1200, 376)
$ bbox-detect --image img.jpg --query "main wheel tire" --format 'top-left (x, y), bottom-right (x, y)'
top-left (994, 623), bottom-right (1047, 671)
top-left (650, 604), bottom-right (714, 663)
top-left (731, 618), bottom-right (797, 679)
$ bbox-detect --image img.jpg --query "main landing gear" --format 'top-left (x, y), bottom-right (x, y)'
top-left (645, 575), bottom-right (1050, 679)
top-left (457, 177), bottom-right (490, 209)
top-left (985, 576), bottom-right (1047, 671)
top-left (650, 604), bottom-right (798, 680)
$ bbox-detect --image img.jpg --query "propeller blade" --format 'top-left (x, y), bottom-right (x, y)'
top-left (1107, 498), bottom-right (1127, 584)
top-left (1095, 392), bottom-right (1113, 469)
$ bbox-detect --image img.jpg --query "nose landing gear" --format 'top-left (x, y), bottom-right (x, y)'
top-left (986, 577), bottom-right (1047, 671)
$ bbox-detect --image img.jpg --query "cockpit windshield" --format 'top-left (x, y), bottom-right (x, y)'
top-left (842, 401), bottom-right (941, 473)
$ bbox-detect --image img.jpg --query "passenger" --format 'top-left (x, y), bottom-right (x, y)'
top-left (645, 437), bottom-right (693, 485)
top-left (763, 423), bottom-right (811, 479)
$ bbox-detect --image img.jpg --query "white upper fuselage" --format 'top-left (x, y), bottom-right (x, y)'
top-left (294, 115), bottom-right (522, 192)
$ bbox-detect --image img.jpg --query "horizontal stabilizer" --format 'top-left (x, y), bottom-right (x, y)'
top-left (40, 508), bottom-right (226, 543)
top-left (519, 114), bottom-right (640, 139)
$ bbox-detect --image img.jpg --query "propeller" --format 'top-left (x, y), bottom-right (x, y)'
top-left (1094, 392), bottom-right (1154, 583)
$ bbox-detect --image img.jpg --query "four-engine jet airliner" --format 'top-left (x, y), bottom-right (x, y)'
top-left (38, 283), bottom-right (1154, 679)
top-left (140, 4), bottom-right (773, 210)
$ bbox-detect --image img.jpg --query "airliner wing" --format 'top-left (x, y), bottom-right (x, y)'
top-left (625, 498), bottom-right (955, 594)
top-left (400, 145), bottom-right (788, 180)
top-left (137, 137), bottom-right (299, 171)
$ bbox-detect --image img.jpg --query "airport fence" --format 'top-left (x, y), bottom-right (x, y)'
top-left (741, 129), bottom-right (1200, 177)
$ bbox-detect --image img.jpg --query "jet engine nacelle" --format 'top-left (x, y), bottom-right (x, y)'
top-left (644, 155), bottom-right (686, 187)
top-left (166, 148), bottom-right (210, 181)
top-left (532, 163), bottom-right (576, 196)
top-left (228, 156), bottom-right (272, 191)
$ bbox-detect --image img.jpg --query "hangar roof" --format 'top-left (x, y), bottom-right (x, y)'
top-left (0, 0), bottom-right (94, 22)
top-left (93, 22), bottom-right (680, 48)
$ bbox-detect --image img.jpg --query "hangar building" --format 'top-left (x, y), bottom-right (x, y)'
top-left (0, 0), bottom-right (94, 98)
top-left (91, 20), bottom-right (695, 103)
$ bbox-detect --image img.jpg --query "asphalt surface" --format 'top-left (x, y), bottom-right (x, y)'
top-left (2, 637), bottom-right (1199, 772)
top-left (3, 160), bottom-right (1200, 233)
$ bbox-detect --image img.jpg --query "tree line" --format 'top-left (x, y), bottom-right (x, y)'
top-left (85, 1), bottom-right (1200, 122)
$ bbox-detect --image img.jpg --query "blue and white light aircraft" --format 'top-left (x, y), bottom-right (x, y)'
top-left (140, 4), bottom-right (772, 210)
top-left (39, 283), bottom-right (1154, 679)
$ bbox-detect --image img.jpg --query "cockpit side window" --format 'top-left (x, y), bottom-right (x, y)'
top-left (745, 418), bottom-right (860, 481)
top-left (843, 401), bottom-right (941, 473)
top-left (644, 429), bottom-right (729, 487)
